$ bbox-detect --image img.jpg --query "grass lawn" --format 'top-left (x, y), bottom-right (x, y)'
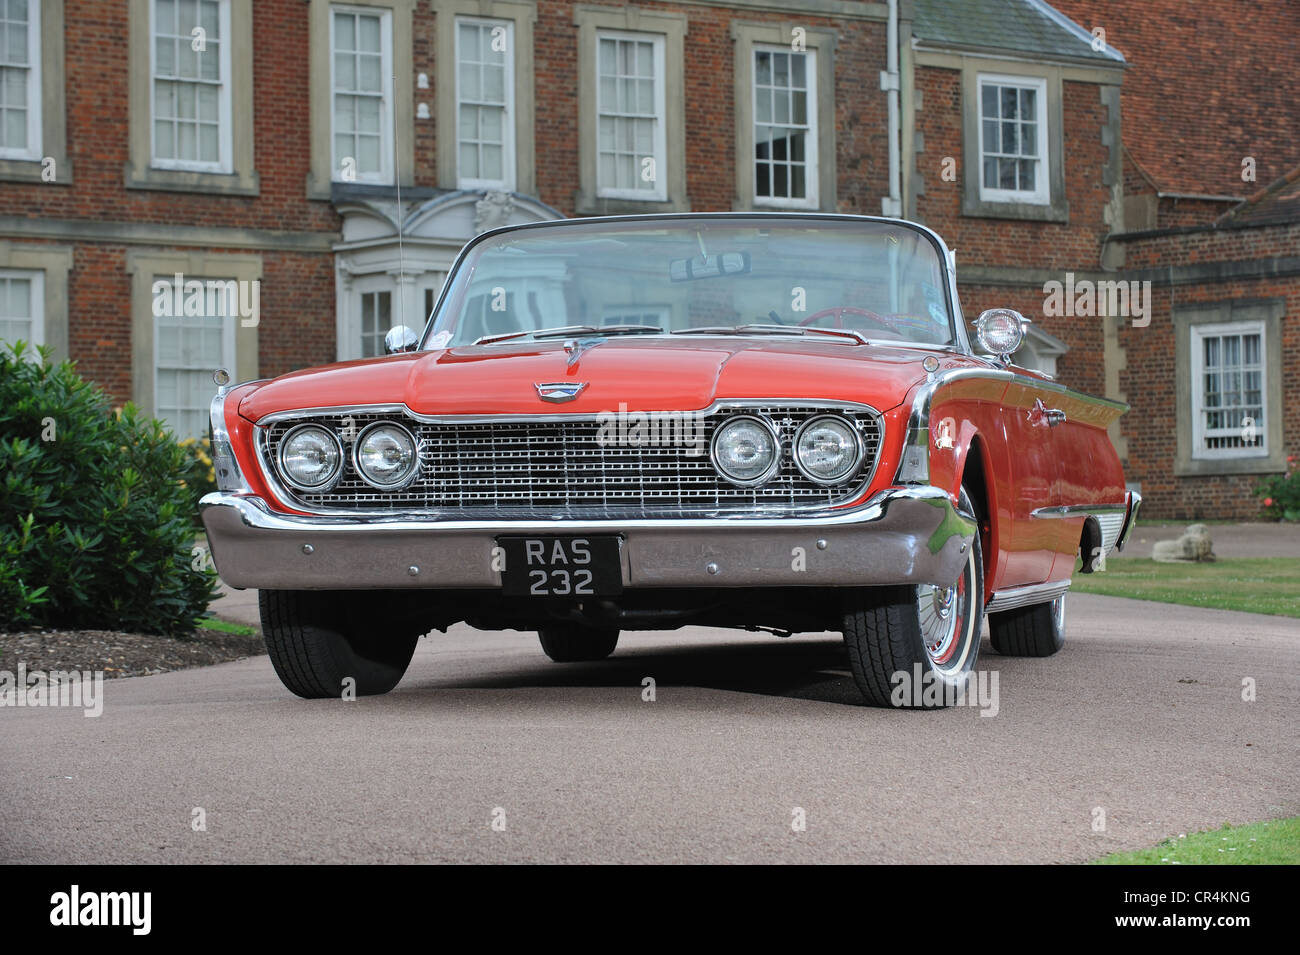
top-left (1093, 817), bottom-right (1300, 864)
top-left (1071, 557), bottom-right (1300, 618)
top-left (197, 616), bottom-right (258, 637)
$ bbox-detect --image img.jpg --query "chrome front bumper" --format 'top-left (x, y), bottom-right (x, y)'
top-left (199, 486), bottom-right (977, 592)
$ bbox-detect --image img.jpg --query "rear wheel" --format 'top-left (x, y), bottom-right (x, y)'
top-left (842, 490), bottom-right (984, 708)
top-left (990, 594), bottom-right (1066, 657)
top-left (260, 590), bottom-right (420, 698)
top-left (538, 624), bottom-right (620, 662)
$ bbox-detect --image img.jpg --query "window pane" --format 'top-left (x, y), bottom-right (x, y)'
top-left (1019, 159), bottom-right (1036, 191)
top-left (981, 84), bottom-right (996, 119)
top-left (359, 15), bottom-right (381, 53)
top-left (982, 118), bottom-right (998, 152)
top-left (358, 53), bottom-right (381, 93)
top-left (334, 12), bottom-right (354, 51)
top-left (1021, 122), bottom-right (1037, 156)
top-left (1000, 86), bottom-right (1017, 119)
top-left (998, 158), bottom-right (1016, 190)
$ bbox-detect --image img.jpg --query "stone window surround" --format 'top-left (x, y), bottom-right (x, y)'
top-left (126, 0), bottom-right (257, 195)
top-left (573, 4), bottom-right (688, 215)
top-left (0, 0), bottom-right (70, 185)
top-left (946, 55), bottom-right (1068, 223)
top-left (0, 241), bottom-right (71, 358)
top-left (126, 248), bottom-right (261, 416)
top-left (433, 0), bottom-right (537, 196)
top-left (306, 0), bottom-right (416, 199)
top-left (730, 21), bottom-right (836, 212)
top-left (1173, 298), bottom-right (1285, 477)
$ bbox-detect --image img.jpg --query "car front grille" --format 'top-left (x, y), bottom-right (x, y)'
top-left (257, 403), bottom-right (882, 518)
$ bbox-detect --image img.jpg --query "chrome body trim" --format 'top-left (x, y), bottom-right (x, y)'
top-left (893, 366), bottom-right (1130, 484)
top-left (209, 390), bottom-right (252, 494)
top-left (1030, 504), bottom-right (1127, 519)
top-left (199, 485), bottom-right (977, 592)
top-left (1116, 490), bottom-right (1143, 551)
top-left (986, 579), bottom-right (1071, 614)
top-left (1032, 504), bottom-right (1129, 559)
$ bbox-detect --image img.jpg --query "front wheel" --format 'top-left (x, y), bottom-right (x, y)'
top-left (260, 590), bottom-right (420, 698)
top-left (989, 594), bottom-right (1066, 657)
top-left (842, 490), bottom-right (984, 708)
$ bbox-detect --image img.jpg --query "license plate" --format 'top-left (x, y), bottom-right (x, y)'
top-left (498, 536), bottom-right (623, 596)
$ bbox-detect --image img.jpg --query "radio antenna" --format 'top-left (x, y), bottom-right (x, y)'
top-left (393, 72), bottom-right (405, 330)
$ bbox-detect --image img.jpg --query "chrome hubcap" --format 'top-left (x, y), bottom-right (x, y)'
top-left (917, 581), bottom-right (959, 663)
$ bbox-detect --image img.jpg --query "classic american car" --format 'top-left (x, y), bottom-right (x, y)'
top-left (201, 213), bottom-right (1140, 707)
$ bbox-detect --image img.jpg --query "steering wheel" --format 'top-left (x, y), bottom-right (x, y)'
top-left (798, 306), bottom-right (899, 335)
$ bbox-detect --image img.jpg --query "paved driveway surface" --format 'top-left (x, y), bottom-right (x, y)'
top-left (2, 594), bottom-right (1295, 864)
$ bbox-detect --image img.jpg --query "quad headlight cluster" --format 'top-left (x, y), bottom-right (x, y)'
top-left (277, 421), bottom-right (419, 492)
top-left (709, 414), bottom-right (865, 488)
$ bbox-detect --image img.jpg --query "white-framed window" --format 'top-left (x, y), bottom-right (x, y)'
top-left (331, 5), bottom-right (393, 184)
top-left (358, 287), bottom-right (391, 357)
top-left (150, 0), bottom-right (232, 172)
top-left (0, 267), bottom-right (43, 350)
top-left (753, 45), bottom-right (817, 208)
top-left (977, 74), bottom-right (1048, 205)
top-left (0, 0), bottom-right (40, 160)
top-left (154, 277), bottom-right (237, 440)
top-left (1191, 321), bottom-right (1268, 459)
top-left (595, 31), bottom-right (665, 200)
top-left (455, 17), bottom-right (513, 190)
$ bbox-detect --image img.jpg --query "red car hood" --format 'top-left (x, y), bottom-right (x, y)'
top-left (238, 337), bottom-right (962, 420)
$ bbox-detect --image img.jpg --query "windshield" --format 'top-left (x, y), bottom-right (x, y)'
top-left (425, 218), bottom-right (955, 348)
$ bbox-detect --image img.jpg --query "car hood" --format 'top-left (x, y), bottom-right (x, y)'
top-left (238, 337), bottom-right (968, 420)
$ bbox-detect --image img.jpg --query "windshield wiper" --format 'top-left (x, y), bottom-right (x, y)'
top-left (671, 324), bottom-right (868, 344)
top-left (474, 324), bottom-right (663, 345)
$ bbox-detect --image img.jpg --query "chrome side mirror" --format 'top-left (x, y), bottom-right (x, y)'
top-left (972, 308), bottom-right (1028, 363)
top-left (384, 325), bottom-right (419, 355)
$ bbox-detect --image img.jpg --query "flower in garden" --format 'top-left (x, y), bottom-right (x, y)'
top-left (1263, 497), bottom-right (1274, 507)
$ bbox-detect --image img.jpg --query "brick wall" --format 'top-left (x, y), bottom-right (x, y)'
top-left (1051, 0), bottom-right (1300, 203)
top-left (1113, 222), bottom-right (1299, 519)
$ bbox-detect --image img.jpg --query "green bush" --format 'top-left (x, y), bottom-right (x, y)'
top-left (0, 342), bottom-right (218, 634)
top-left (1255, 455), bottom-right (1300, 522)
top-left (179, 436), bottom-right (218, 528)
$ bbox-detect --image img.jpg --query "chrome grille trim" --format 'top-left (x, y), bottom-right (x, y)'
top-left (254, 400), bottom-right (883, 519)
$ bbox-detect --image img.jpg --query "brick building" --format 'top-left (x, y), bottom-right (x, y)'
top-left (1049, 0), bottom-right (1300, 518)
top-left (0, 0), bottom-right (1294, 517)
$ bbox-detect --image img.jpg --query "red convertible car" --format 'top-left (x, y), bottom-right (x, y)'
top-left (201, 214), bottom-right (1139, 707)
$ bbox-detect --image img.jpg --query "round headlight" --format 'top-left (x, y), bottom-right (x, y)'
top-left (278, 425), bottom-right (343, 491)
top-left (973, 307), bottom-right (1027, 357)
top-left (711, 416), bottom-right (779, 486)
top-left (354, 422), bottom-right (418, 489)
top-left (794, 416), bottom-right (863, 484)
